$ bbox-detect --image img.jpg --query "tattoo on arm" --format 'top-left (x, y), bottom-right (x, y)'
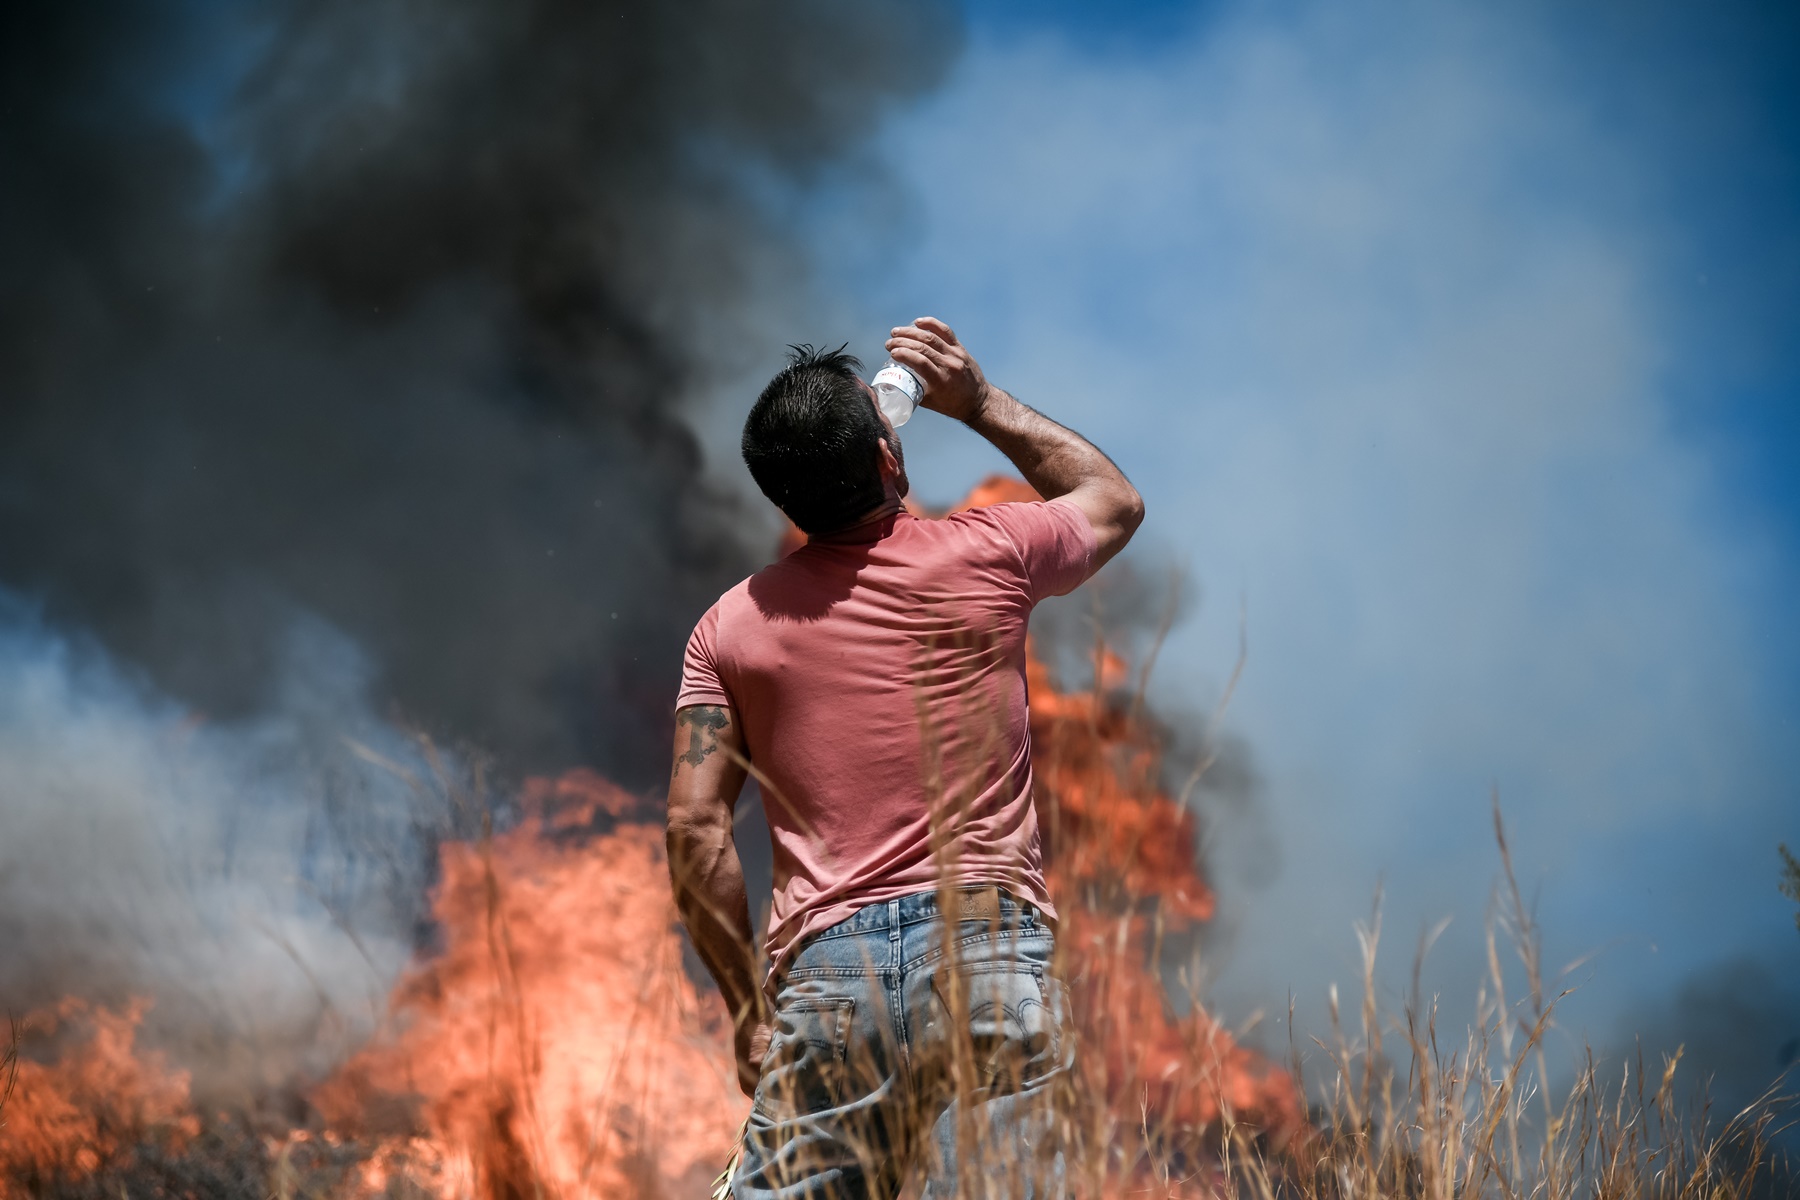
top-left (672, 705), bottom-right (731, 776)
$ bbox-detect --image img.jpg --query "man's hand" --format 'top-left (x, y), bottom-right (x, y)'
top-left (888, 314), bottom-right (1145, 570)
top-left (885, 316), bottom-right (990, 423)
top-left (736, 1017), bottom-right (772, 1097)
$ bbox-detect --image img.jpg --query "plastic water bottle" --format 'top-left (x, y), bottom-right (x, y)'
top-left (871, 360), bottom-right (924, 428)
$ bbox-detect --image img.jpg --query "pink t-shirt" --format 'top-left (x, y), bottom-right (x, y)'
top-left (676, 498), bottom-right (1097, 978)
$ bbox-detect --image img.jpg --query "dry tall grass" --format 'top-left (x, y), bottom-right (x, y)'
top-left (1210, 804), bottom-right (1796, 1200)
top-left (5, 769), bottom-right (1791, 1199)
top-left (724, 809), bottom-right (1794, 1199)
top-left (4, 634), bottom-right (1791, 1198)
top-left (705, 607), bottom-right (1796, 1200)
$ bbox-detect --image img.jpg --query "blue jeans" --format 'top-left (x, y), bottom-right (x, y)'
top-left (731, 888), bottom-right (1070, 1199)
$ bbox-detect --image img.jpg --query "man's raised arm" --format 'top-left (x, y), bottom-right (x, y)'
top-left (886, 316), bottom-right (1145, 568)
top-left (664, 703), bottom-right (766, 1096)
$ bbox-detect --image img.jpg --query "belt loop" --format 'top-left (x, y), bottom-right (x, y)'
top-left (888, 897), bottom-right (901, 969)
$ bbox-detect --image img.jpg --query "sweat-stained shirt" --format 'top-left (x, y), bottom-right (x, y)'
top-left (675, 497), bottom-right (1097, 981)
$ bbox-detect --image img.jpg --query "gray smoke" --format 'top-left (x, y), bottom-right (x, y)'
top-left (0, 0), bottom-right (955, 1099)
top-left (1611, 955), bottom-right (1800, 1153)
top-left (0, 595), bottom-right (452, 1099)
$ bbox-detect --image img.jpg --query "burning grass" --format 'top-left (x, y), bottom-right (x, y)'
top-left (3, 803), bottom-right (1791, 1196)
top-left (0, 999), bottom-right (206, 1197)
top-left (6, 787), bottom-right (1788, 1199)
top-left (2, 480), bottom-right (1792, 1198)
top-left (308, 770), bottom-right (743, 1197)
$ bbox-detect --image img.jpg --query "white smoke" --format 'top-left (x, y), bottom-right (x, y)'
top-left (0, 595), bottom-right (457, 1098)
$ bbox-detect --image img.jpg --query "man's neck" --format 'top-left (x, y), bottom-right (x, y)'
top-left (811, 499), bottom-right (903, 544)
top-left (842, 496), bottom-right (904, 529)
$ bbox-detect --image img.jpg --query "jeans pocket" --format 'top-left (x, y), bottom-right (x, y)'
top-left (931, 966), bottom-right (1058, 1096)
top-left (752, 996), bottom-right (856, 1120)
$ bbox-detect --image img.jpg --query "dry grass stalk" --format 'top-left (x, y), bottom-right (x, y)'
top-left (0, 1016), bottom-right (17, 1125)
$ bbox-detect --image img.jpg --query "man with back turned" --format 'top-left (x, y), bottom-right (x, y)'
top-left (666, 317), bottom-right (1143, 1198)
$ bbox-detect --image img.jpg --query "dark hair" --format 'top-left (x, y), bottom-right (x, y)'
top-left (741, 343), bottom-right (890, 535)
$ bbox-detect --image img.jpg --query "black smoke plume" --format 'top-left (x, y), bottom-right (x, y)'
top-left (0, 0), bottom-right (954, 785)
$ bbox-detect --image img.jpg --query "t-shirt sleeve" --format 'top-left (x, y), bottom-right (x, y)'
top-left (981, 497), bottom-right (1098, 602)
top-left (675, 603), bottom-right (734, 710)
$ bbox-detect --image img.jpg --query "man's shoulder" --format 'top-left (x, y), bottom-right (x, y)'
top-left (704, 573), bottom-right (760, 619)
top-left (882, 510), bottom-right (1025, 574)
top-left (934, 499), bottom-right (1061, 554)
top-left (892, 505), bottom-right (1065, 572)
top-left (705, 551), bottom-right (841, 629)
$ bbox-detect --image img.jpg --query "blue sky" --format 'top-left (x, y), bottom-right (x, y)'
top-left (959, 0), bottom-right (1800, 530)
top-left (705, 0), bottom-right (1800, 1084)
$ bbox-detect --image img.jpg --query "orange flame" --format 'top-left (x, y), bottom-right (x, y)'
top-left (964, 477), bottom-right (1304, 1149)
top-left (310, 770), bottom-right (744, 1198)
top-left (0, 999), bottom-right (199, 1198)
top-left (4, 476), bottom-right (1300, 1196)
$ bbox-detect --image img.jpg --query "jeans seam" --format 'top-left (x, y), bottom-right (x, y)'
top-left (783, 967), bottom-right (883, 980)
top-left (889, 898), bottom-right (910, 1084)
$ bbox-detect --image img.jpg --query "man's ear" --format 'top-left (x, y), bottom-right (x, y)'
top-left (876, 438), bottom-right (900, 481)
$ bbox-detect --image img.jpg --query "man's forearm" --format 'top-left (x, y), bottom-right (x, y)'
top-left (886, 315), bottom-right (1145, 565)
top-left (964, 386), bottom-right (1125, 503)
top-left (966, 384), bottom-right (1145, 568)
top-left (666, 818), bottom-right (761, 1028)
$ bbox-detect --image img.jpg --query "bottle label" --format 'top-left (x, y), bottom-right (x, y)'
top-left (872, 362), bottom-right (923, 402)
top-left (871, 362), bottom-right (923, 428)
